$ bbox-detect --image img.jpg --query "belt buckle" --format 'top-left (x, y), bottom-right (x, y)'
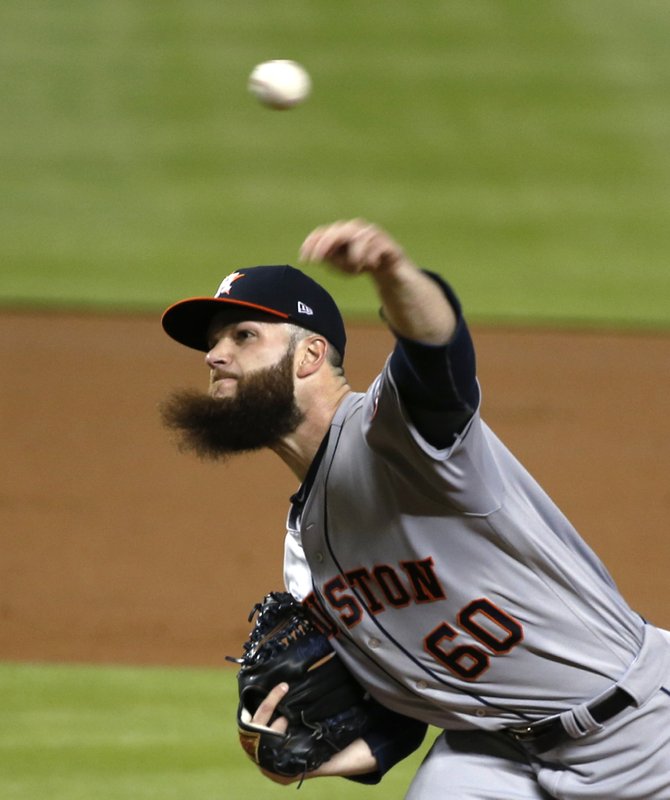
top-left (506, 716), bottom-right (564, 753)
top-left (506, 724), bottom-right (536, 742)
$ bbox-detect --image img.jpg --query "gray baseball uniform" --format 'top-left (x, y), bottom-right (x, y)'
top-left (160, 254), bottom-right (669, 797)
top-left (284, 356), bottom-right (670, 797)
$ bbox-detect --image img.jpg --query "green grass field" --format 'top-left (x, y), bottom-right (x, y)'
top-left (1, 0), bottom-right (670, 325)
top-left (2, 3), bottom-right (670, 799)
top-left (0, 663), bottom-right (435, 800)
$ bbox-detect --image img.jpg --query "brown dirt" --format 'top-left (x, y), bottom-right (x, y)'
top-left (1, 310), bottom-right (668, 667)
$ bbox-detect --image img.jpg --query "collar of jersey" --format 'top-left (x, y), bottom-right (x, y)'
top-left (289, 430), bottom-right (331, 521)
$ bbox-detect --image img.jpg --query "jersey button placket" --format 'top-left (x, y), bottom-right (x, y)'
top-left (303, 521), bottom-right (324, 564)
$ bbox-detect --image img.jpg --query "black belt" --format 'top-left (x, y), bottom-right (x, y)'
top-left (505, 687), bottom-right (634, 754)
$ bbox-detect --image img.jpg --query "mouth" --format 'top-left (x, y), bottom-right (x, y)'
top-left (209, 373), bottom-right (239, 397)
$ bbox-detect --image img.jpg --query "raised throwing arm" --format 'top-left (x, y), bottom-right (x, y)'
top-left (300, 218), bottom-right (458, 346)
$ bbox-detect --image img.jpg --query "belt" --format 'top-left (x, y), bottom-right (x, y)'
top-left (505, 687), bottom-right (634, 754)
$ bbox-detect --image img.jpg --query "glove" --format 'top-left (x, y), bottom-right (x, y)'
top-left (228, 591), bottom-right (370, 778)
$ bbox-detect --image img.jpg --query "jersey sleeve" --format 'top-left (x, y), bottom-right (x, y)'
top-left (363, 351), bottom-right (503, 516)
top-left (388, 272), bottom-right (479, 449)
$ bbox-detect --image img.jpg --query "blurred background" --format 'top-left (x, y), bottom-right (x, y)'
top-left (2, 0), bottom-right (670, 323)
top-left (1, 2), bottom-right (669, 798)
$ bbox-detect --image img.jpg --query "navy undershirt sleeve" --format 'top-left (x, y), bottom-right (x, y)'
top-left (345, 702), bottom-right (428, 785)
top-left (389, 272), bottom-right (479, 449)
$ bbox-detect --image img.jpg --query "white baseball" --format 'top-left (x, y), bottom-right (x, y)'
top-left (248, 60), bottom-right (312, 110)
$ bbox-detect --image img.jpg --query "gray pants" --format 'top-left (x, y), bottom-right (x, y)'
top-left (406, 626), bottom-right (670, 799)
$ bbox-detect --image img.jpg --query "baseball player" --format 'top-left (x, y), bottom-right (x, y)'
top-left (161, 219), bottom-right (670, 798)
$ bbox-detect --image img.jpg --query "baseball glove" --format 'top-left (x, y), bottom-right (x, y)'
top-left (228, 591), bottom-right (370, 778)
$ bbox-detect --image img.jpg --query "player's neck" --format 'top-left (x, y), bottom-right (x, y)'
top-left (272, 383), bottom-right (351, 481)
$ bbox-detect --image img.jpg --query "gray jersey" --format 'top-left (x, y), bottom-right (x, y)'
top-left (284, 358), bottom-right (646, 732)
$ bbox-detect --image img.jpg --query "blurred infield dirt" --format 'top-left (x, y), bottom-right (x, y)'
top-left (1, 310), bottom-right (669, 666)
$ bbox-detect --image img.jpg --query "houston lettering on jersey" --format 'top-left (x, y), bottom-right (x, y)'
top-left (304, 556), bottom-right (525, 682)
top-left (303, 557), bottom-right (444, 634)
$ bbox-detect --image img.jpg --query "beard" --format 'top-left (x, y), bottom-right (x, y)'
top-left (160, 349), bottom-right (304, 460)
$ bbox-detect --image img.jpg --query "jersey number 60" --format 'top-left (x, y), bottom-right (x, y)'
top-left (424, 598), bottom-right (524, 681)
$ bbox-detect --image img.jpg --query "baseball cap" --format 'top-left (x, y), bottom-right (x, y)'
top-left (161, 264), bottom-right (346, 358)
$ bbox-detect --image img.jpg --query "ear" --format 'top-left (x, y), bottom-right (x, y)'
top-left (295, 336), bottom-right (328, 378)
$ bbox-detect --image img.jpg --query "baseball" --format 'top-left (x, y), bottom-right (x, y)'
top-left (248, 59), bottom-right (312, 110)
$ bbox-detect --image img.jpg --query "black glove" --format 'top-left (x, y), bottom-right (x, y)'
top-left (229, 591), bottom-right (370, 778)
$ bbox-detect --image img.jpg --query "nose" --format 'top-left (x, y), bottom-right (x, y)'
top-left (205, 338), bottom-right (231, 368)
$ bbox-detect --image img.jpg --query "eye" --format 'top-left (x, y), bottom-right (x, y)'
top-left (234, 326), bottom-right (257, 343)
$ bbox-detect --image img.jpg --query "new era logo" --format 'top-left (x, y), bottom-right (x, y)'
top-left (297, 301), bottom-right (313, 315)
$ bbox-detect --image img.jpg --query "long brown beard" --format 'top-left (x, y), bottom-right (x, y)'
top-left (159, 349), bottom-right (304, 460)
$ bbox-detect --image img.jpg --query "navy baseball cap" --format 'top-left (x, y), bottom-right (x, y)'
top-left (161, 265), bottom-right (347, 358)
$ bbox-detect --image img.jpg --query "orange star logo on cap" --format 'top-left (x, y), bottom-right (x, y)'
top-left (216, 271), bottom-right (245, 296)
